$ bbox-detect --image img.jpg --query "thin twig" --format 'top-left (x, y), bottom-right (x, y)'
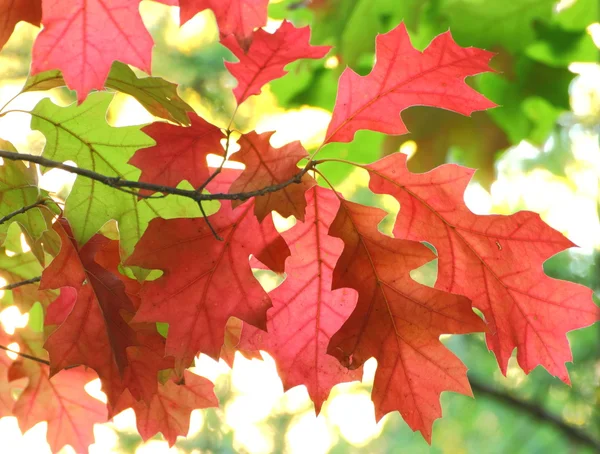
top-left (0, 200), bottom-right (47, 225)
top-left (197, 129), bottom-right (232, 193)
top-left (0, 149), bottom-right (315, 203)
top-left (470, 378), bottom-right (600, 451)
top-left (198, 202), bottom-right (223, 241)
top-left (0, 344), bottom-right (50, 365)
top-left (0, 276), bottom-right (42, 290)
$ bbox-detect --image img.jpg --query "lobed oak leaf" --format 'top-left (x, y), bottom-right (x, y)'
top-left (0, 0), bottom-right (41, 50)
top-left (42, 225), bottom-right (176, 410)
top-left (41, 219), bottom-right (138, 406)
top-left (22, 62), bottom-right (194, 126)
top-left (8, 329), bottom-right (106, 453)
top-left (223, 20), bottom-right (330, 105)
top-left (126, 196), bottom-right (290, 370)
top-left (367, 153), bottom-right (599, 381)
top-left (180, 0), bottom-right (269, 50)
top-left (0, 139), bottom-right (49, 248)
top-left (31, 93), bottom-right (203, 256)
top-left (324, 22), bottom-right (496, 144)
top-left (118, 370), bottom-right (218, 446)
top-left (208, 167), bottom-right (291, 272)
top-left (9, 362), bottom-right (107, 453)
top-left (130, 113), bottom-right (225, 196)
top-left (123, 327), bottom-right (175, 404)
top-left (31, 0), bottom-right (154, 102)
top-left (327, 199), bottom-right (486, 442)
top-left (240, 186), bottom-right (361, 412)
top-left (229, 131), bottom-right (316, 222)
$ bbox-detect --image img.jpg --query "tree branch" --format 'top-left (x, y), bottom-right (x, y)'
top-left (0, 200), bottom-right (47, 225)
top-left (470, 378), bottom-right (600, 451)
top-left (0, 344), bottom-right (50, 365)
top-left (0, 276), bottom-right (42, 290)
top-left (0, 149), bottom-right (315, 203)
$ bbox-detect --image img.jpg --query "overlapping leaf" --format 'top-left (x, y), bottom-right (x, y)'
top-left (126, 176), bottom-right (290, 369)
top-left (42, 220), bottom-right (178, 410)
top-left (241, 186), bottom-right (361, 412)
top-left (23, 63), bottom-right (194, 125)
top-left (180, 0), bottom-right (269, 50)
top-left (31, 93), bottom-right (202, 255)
top-left (367, 153), bottom-right (599, 381)
top-left (324, 23), bottom-right (495, 144)
top-left (223, 20), bottom-right (330, 104)
top-left (115, 370), bottom-right (218, 446)
top-left (8, 329), bottom-right (106, 453)
top-left (229, 131), bottom-right (316, 221)
top-left (40, 219), bottom-right (138, 405)
top-left (31, 0), bottom-right (154, 102)
top-left (130, 113), bottom-right (224, 195)
top-left (327, 198), bottom-right (486, 441)
top-left (0, 140), bottom-right (47, 246)
top-left (0, 246), bottom-right (56, 311)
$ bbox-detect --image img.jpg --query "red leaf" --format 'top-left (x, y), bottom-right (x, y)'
top-left (130, 113), bottom-right (225, 195)
top-left (327, 198), bottom-right (485, 442)
top-left (123, 333), bottom-right (175, 404)
top-left (209, 167), bottom-right (292, 272)
top-left (31, 0), bottom-right (153, 102)
top-left (324, 23), bottom-right (495, 144)
top-left (180, 0), bottom-right (269, 50)
top-left (126, 200), bottom-right (290, 369)
top-left (229, 131), bottom-right (316, 222)
top-left (9, 359), bottom-right (106, 453)
top-left (124, 370), bottom-right (218, 446)
top-left (367, 153), bottom-right (599, 381)
top-left (0, 0), bottom-right (41, 50)
top-left (40, 219), bottom-right (138, 405)
top-left (223, 20), bottom-right (330, 104)
top-left (240, 186), bottom-right (361, 412)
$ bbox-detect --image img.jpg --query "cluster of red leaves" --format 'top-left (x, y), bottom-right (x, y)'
top-left (0, 0), bottom-right (598, 452)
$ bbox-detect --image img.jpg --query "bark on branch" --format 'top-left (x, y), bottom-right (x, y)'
top-left (0, 200), bottom-right (47, 225)
top-left (0, 149), bottom-right (314, 203)
top-left (0, 276), bottom-right (42, 290)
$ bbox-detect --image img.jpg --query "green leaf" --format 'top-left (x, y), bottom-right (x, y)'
top-left (23, 62), bottom-right (194, 126)
top-left (317, 130), bottom-right (386, 185)
top-left (521, 97), bottom-right (563, 144)
top-left (30, 93), bottom-right (207, 256)
top-left (442, 0), bottom-right (556, 53)
top-left (28, 302), bottom-right (45, 332)
top-left (526, 22), bottom-right (599, 67)
top-left (0, 139), bottom-right (47, 246)
top-left (555, 0), bottom-right (599, 31)
top-left (476, 73), bottom-right (531, 144)
top-left (0, 242), bottom-right (56, 312)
